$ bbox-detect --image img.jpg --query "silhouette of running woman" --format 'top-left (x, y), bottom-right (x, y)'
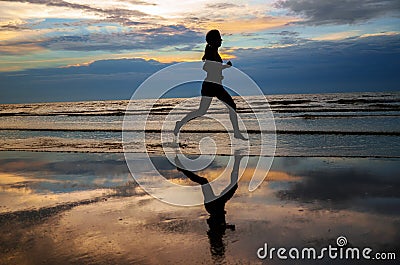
top-left (174, 29), bottom-right (247, 140)
top-left (175, 153), bottom-right (243, 262)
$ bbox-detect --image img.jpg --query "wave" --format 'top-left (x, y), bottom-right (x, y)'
top-left (295, 113), bottom-right (400, 118)
top-left (273, 108), bottom-right (400, 113)
top-left (1, 128), bottom-right (399, 135)
top-left (1, 92), bottom-right (399, 117)
top-left (1, 107), bottom-right (399, 117)
top-left (268, 99), bottom-right (314, 105)
top-left (328, 98), bottom-right (400, 104)
top-left (1, 92), bottom-right (399, 157)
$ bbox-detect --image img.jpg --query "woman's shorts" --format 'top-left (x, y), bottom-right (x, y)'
top-left (201, 81), bottom-right (236, 110)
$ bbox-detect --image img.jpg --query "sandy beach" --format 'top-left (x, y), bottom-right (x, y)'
top-left (0, 151), bottom-right (399, 264)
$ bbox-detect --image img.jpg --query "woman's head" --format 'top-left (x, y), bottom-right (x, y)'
top-left (206, 29), bottom-right (222, 47)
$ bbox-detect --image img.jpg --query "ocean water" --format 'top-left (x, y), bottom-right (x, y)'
top-left (0, 92), bottom-right (399, 157)
top-left (1, 91), bottom-right (400, 264)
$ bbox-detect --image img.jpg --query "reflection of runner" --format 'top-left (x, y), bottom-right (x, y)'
top-left (175, 153), bottom-right (243, 262)
top-left (174, 29), bottom-right (247, 140)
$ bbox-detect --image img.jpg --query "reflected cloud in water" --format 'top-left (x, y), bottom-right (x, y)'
top-left (274, 158), bottom-right (400, 216)
top-left (0, 152), bottom-right (399, 264)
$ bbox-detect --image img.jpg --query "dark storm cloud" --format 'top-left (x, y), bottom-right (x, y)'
top-left (277, 0), bottom-right (400, 25)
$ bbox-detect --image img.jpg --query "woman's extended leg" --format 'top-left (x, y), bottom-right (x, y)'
top-left (216, 89), bottom-right (247, 140)
top-left (174, 96), bottom-right (212, 135)
top-left (175, 156), bottom-right (217, 202)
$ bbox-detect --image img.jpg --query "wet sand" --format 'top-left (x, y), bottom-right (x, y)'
top-left (0, 151), bottom-right (399, 264)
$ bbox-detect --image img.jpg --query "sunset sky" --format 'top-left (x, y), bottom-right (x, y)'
top-left (0, 0), bottom-right (399, 103)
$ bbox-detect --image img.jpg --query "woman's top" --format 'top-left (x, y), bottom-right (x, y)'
top-left (202, 44), bottom-right (224, 84)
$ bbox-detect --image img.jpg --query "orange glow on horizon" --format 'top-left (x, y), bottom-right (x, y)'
top-left (205, 17), bottom-right (298, 34)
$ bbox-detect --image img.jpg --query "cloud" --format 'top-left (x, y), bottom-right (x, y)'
top-left (0, 43), bottom-right (45, 55)
top-left (39, 25), bottom-right (202, 52)
top-left (266, 30), bottom-right (306, 46)
top-left (270, 30), bottom-right (300, 36)
top-left (0, 24), bottom-right (203, 54)
top-left (0, 58), bottom-right (169, 103)
top-left (276, 162), bottom-right (400, 215)
top-left (0, 0), bottom-right (152, 26)
top-left (121, 0), bottom-right (156, 5)
top-left (0, 21), bottom-right (30, 31)
top-left (277, 0), bottom-right (400, 25)
top-left (1, 0), bottom-right (111, 16)
top-left (205, 2), bottom-right (242, 9)
top-left (1, 34), bottom-right (399, 103)
top-left (311, 31), bottom-right (361, 41)
top-left (232, 34), bottom-right (400, 93)
top-left (204, 16), bottom-right (297, 34)
top-left (178, 2), bottom-right (299, 34)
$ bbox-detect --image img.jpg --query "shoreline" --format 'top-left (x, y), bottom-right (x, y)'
top-left (1, 150), bottom-right (400, 158)
top-left (2, 127), bottom-right (400, 135)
